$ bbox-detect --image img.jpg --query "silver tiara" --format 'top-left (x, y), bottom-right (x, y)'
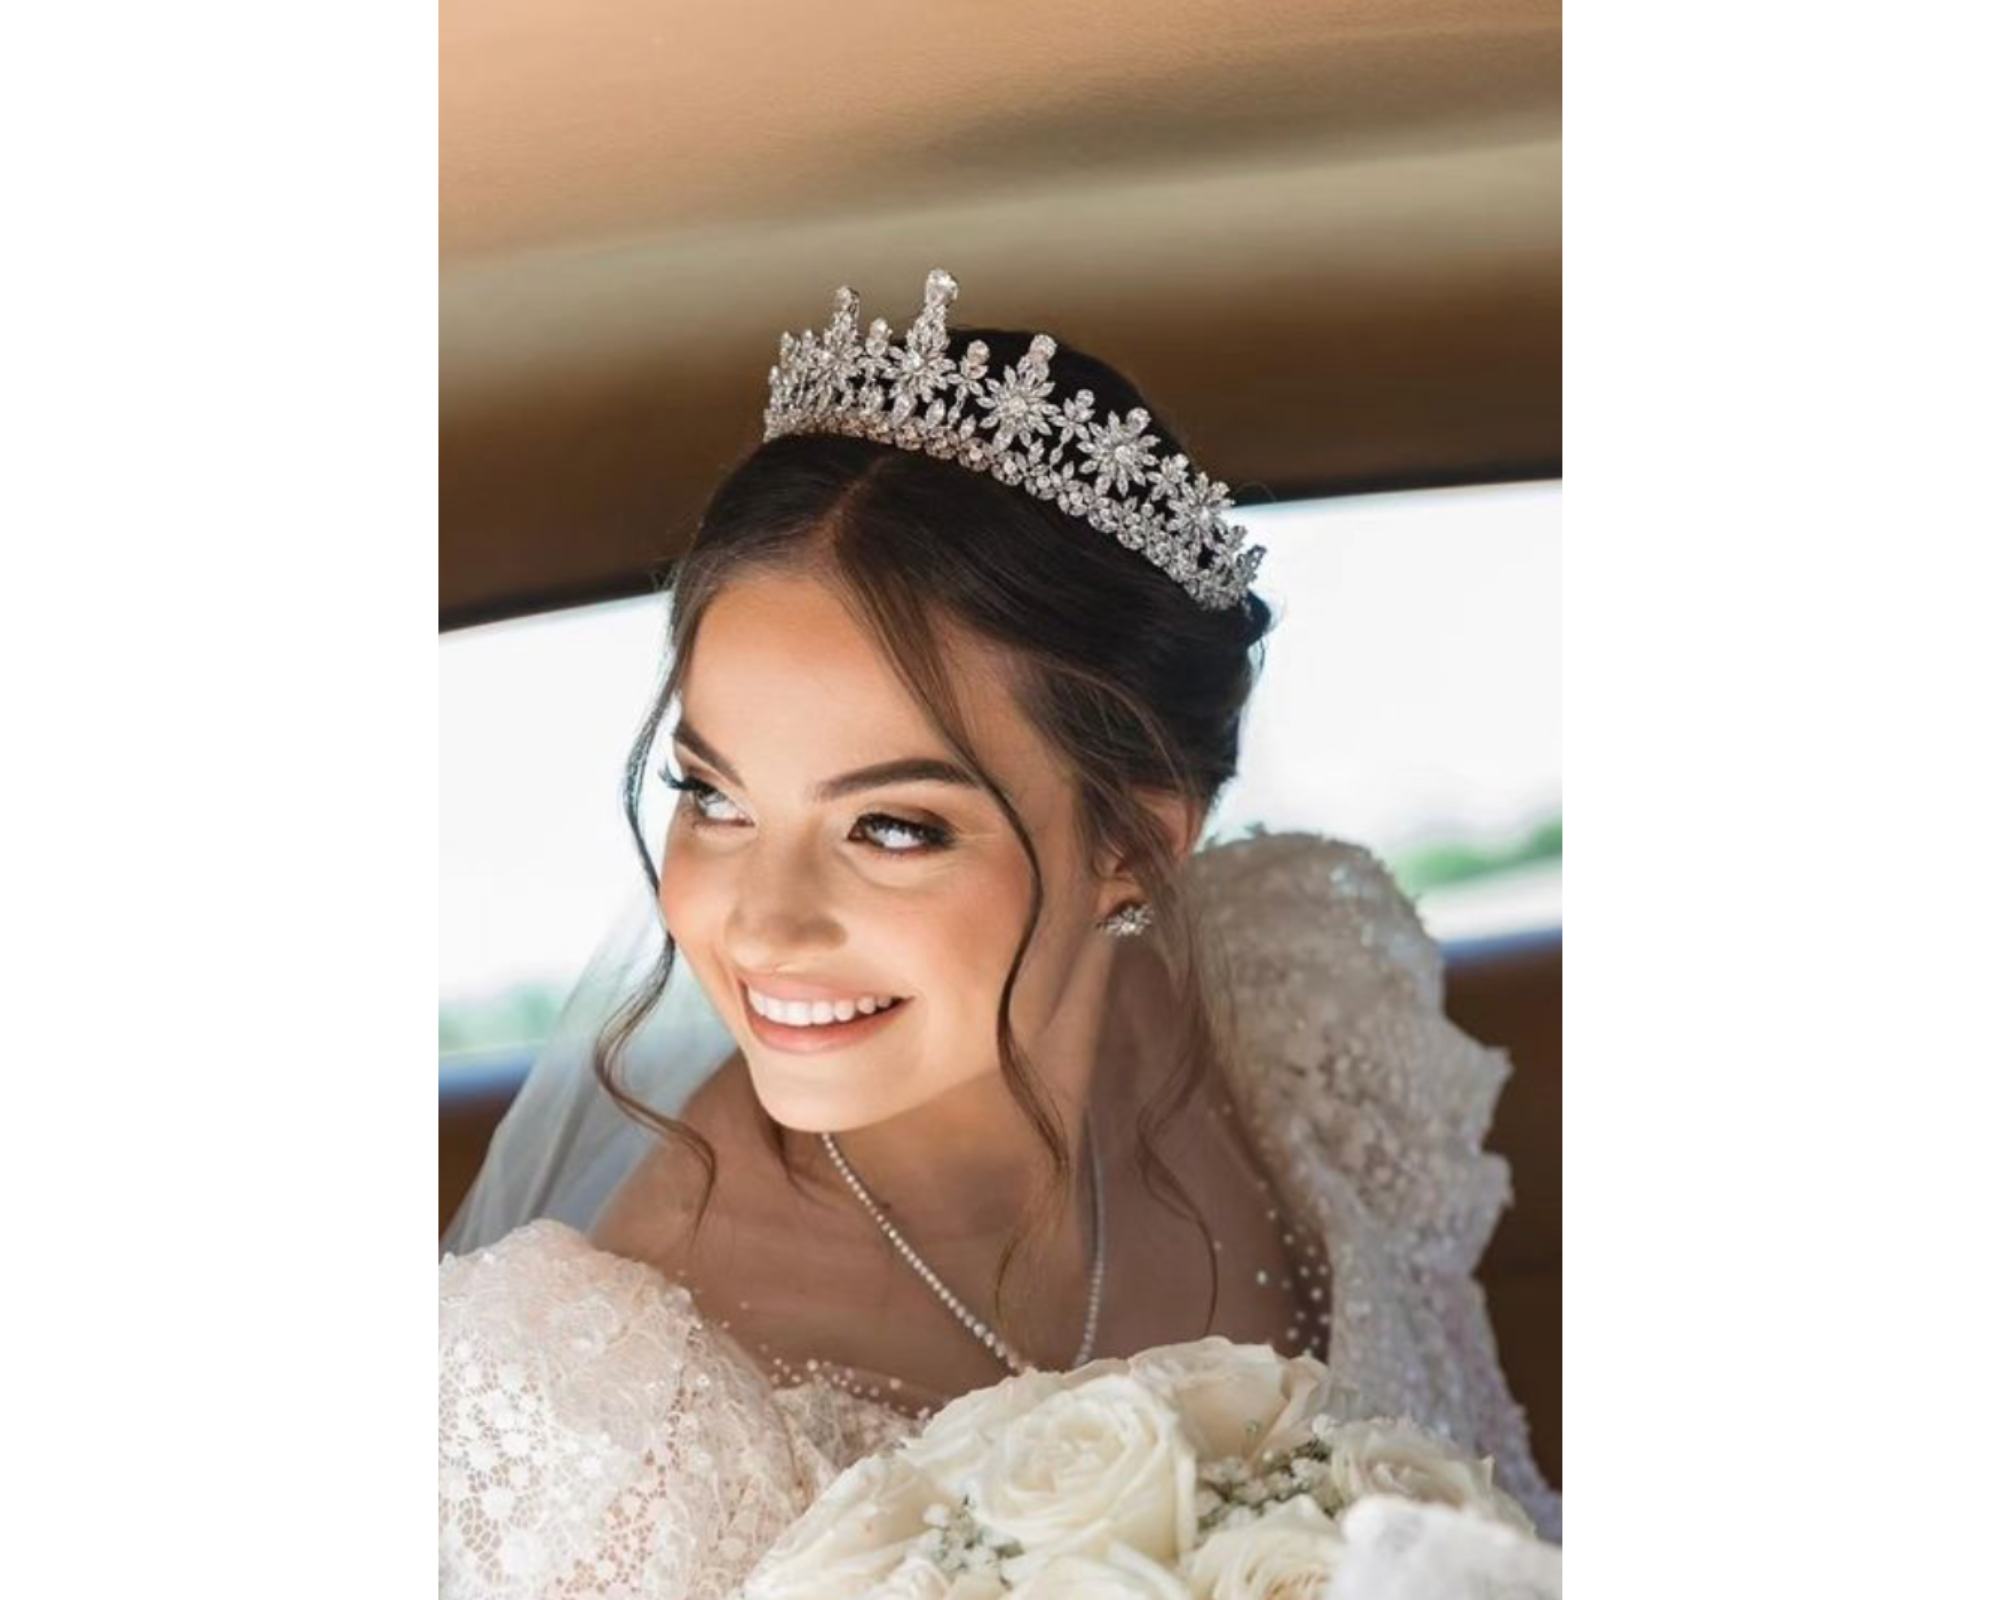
top-left (762, 267), bottom-right (1266, 612)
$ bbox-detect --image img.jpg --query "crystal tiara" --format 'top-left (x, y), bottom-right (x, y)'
top-left (762, 267), bottom-right (1266, 612)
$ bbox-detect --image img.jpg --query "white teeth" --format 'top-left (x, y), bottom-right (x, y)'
top-left (748, 986), bottom-right (904, 1027)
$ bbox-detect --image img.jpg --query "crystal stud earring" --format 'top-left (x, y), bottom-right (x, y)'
top-left (1097, 900), bottom-right (1155, 938)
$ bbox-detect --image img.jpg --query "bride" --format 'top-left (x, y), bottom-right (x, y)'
top-left (440, 267), bottom-right (1560, 1596)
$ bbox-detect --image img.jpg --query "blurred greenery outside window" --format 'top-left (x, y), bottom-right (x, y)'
top-left (442, 481), bottom-right (1559, 1069)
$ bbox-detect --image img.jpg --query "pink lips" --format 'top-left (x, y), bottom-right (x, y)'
top-left (741, 982), bottom-right (912, 1055)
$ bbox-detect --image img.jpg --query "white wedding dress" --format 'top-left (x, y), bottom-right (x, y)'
top-left (439, 831), bottom-right (1562, 1597)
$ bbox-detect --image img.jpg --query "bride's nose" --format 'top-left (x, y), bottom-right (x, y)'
top-left (722, 834), bottom-right (845, 965)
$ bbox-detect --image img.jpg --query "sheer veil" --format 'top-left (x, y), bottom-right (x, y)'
top-left (441, 873), bottom-right (733, 1256)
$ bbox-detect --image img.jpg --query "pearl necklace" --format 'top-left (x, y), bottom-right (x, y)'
top-left (818, 1120), bottom-right (1107, 1375)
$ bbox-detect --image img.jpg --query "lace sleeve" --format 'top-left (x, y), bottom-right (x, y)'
top-left (439, 1220), bottom-right (830, 1599)
top-left (1188, 830), bottom-right (1562, 1543)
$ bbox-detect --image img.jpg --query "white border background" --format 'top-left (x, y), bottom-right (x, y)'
top-left (6, 5), bottom-right (1998, 1592)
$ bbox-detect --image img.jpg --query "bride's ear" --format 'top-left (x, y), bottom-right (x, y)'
top-left (1091, 789), bottom-right (1206, 921)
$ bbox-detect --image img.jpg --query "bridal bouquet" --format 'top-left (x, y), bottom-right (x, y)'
top-left (740, 1338), bottom-right (1560, 1600)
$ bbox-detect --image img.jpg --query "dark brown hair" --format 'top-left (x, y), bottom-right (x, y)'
top-left (595, 325), bottom-right (1276, 1354)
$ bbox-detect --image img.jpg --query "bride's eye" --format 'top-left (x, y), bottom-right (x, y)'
top-left (854, 812), bottom-right (954, 855)
top-left (659, 768), bottom-right (954, 856)
top-left (663, 772), bottom-right (745, 826)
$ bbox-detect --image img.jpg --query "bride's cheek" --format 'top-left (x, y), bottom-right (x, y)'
top-left (655, 857), bottom-right (712, 949)
top-left (924, 884), bottom-right (1025, 993)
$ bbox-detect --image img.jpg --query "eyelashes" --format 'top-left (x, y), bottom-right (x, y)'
top-left (659, 769), bottom-right (956, 856)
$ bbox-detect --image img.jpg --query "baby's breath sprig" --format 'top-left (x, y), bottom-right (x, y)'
top-left (1194, 1412), bottom-right (1354, 1537)
top-left (916, 1496), bottom-right (1026, 1579)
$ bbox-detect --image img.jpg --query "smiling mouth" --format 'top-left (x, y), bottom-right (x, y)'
top-left (739, 983), bottom-right (913, 1051)
top-left (745, 991), bottom-right (909, 1027)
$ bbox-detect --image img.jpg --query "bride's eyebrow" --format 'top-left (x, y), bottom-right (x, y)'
top-left (671, 719), bottom-right (981, 802)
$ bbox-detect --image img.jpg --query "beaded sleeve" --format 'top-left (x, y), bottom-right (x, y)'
top-left (1187, 830), bottom-right (1563, 1542)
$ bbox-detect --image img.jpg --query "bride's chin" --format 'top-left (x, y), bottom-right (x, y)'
top-left (736, 1059), bottom-right (872, 1126)
top-left (747, 1094), bottom-right (883, 1138)
top-left (740, 1060), bottom-right (943, 1138)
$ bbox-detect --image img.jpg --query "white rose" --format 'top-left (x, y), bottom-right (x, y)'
top-left (1185, 1495), bottom-right (1345, 1600)
top-left (1247, 1365), bottom-right (1373, 1464)
top-left (1125, 1340), bottom-right (1296, 1461)
top-left (1009, 1543), bottom-right (1194, 1600)
top-left (1128, 1339), bottom-right (1364, 1465)
top-left (968, 1373), bottom-right (1198, 1580)
top-left (857, 1552), bottom-right (1009, 1600)
top-left (1319, 1419), bottom-right (1535, 1535)
top-left (899, 1366), bottom-right (1076, 1498)
top-left (742, 1449), bottom-right (942, 1600)
top-left (937, 1574), bottom-right (1010, 1600)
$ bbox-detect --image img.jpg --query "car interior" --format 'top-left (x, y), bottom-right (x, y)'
top-left (441, 0), bottom-right (1560, 1487)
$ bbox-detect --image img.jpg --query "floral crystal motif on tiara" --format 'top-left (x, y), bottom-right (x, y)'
top-left (763, 267), bottom-right (1266, 611)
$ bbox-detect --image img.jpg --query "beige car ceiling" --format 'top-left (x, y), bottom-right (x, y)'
top-left (442, 0), bottom-right (1559, 626)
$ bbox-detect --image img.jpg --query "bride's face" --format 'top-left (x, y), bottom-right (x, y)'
top-left (657, 570), bottom-right (1115, 1132)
